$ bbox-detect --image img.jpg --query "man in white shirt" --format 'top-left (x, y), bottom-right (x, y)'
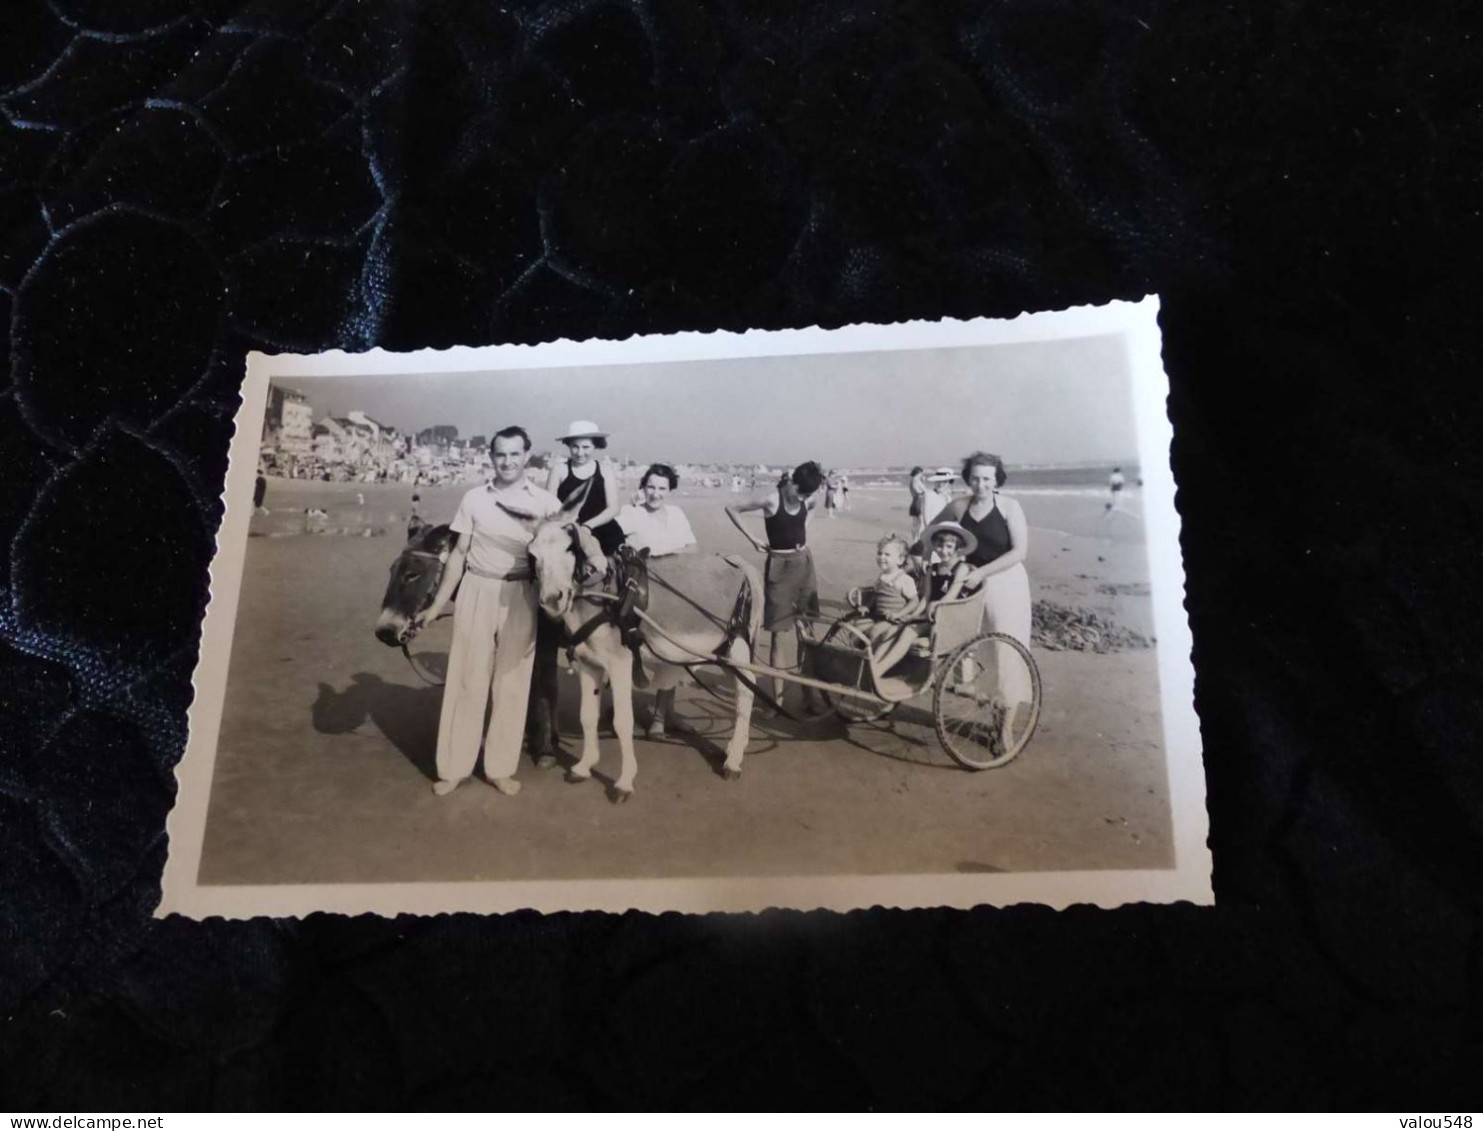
top-left (414, 426), bottom-right (561, 796)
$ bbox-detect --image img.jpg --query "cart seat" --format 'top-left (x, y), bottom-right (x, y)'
top-left (929, 594), bottom-right (984, 656)
top-left (874, 675), bottom-right (922, 702)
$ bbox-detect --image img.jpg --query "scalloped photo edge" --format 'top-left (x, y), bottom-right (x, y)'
top-left (158, 297), bottom-right (1211, 917)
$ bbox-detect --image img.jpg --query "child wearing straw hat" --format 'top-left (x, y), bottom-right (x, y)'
top-left (870, 520), bottom-right (977, 673)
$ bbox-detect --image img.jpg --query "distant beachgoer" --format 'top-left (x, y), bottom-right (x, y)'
top-left (1105, 467), bottom-right (1126, 514)
top-left (253, 471), bottom-right (269, 515)
top-left (726, 460), bottom-right (826, 707)
top-left (824, 470), bottom-right (847, 518)
top-left (920, 468), bottom-right (955, 527)
top-left (907, 466), bottom-right (928, 536)
top-left (407, 491), bottom-right (425, 538)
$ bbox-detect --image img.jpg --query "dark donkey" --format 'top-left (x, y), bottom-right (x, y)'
top-left (374, 520), bottom-right (459, 648)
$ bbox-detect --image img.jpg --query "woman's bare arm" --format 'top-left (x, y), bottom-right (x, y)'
top-left (417, 532), bottom-right (470, 627)
top-left (725, 496), bottom-right (771, 552)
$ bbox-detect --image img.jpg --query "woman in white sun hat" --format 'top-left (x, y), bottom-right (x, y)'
top-left (545, 419), bottom-right (625, 555)
top-left (918, 467), bottom-right (956, 529)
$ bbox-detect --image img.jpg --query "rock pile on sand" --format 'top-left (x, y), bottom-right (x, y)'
top-left (1032, 600), bottom-right (1152, 653)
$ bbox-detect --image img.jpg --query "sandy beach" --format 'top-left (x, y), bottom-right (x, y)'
top-left (198, 475), bottom-right (1170, 884)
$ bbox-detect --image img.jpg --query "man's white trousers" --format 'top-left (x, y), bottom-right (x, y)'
top-left (435, 573), bottom-right (538, 783)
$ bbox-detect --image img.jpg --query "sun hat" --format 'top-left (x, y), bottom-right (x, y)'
top-left (925, 466), bottom-right (957, 482)
top-left (921, 519), bottom-right (978, 558)
top-left (558, 419), bottom-right (608, 443)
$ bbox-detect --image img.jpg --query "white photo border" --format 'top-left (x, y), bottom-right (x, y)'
top-left (158, 296), bottom-right (1211, 918)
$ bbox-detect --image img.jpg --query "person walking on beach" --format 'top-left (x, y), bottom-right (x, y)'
top-left (412, 427), bottom-right (561, 797)
top-left (920, 452), bottom-right (1033, 714)
top-left (920, 468), bottom-right (955, 527)
top-left (907, 466), bottom-right (928, 537)
top-left (726, 461), bottom-right (825, 706)
top-left (253, 467), bottom-right (270, 515)
top-left (1105, 466), bottom-right (1126, 514)
top-left (824, 469), bottom-right (845, 519)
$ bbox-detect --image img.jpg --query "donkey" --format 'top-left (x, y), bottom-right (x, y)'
top-left (374, 521), bottom-right (459, 647)
top-left (522, 510), bottom-right (764, 802)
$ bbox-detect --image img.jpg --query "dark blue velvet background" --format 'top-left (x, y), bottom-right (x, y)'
top-left (2, 0), bottom-right (1480, 1110)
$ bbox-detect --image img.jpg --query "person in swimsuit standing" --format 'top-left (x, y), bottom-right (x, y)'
top-left (726, 461), bottom-right (825, 707)
top-left (1105, 466), bottom-right (1126, 515)
top-left (918, 451), bottom-right (1033, 712)
top-left (527, 420), bottom-right (626, 766)
top-left (906, 466), bottom-right (927, 537)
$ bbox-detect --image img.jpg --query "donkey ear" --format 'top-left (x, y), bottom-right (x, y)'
top-left (555, 478), bottom-right (592, 523)
top-left (571, 524), bottom-right (608, 577)
top-left (495, 500), bottom-right (542, 523)
top-left (406, 515), bottom-right (428, 541)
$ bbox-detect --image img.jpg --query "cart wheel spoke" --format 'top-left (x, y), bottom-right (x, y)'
top-left (933, 632), bottom-right (1041, 770)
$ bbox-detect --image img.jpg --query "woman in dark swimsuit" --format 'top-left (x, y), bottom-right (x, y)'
top-left (725, 460), bottom-right (825, 705)
top-left (545, 420), bottom-right (625, 555)
top-left (922, 451), bottom-right (1033, 708)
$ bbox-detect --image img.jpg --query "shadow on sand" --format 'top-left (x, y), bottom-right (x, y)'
top-left (312, 673), bottom-right (443, 780)
top-left (311, 667), bottom-right (772, 784)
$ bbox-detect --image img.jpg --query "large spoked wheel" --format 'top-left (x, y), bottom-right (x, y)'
top-left (816, 619), bottom-right (897, 725)
top-left (934, 632), bottom-right (1042, 770)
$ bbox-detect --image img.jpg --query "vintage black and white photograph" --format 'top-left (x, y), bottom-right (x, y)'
top-left (160, 299), bottom-right (1207, 916)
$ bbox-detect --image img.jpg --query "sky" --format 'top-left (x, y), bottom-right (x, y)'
top-left (272, 334), bottom-right (1139, 468)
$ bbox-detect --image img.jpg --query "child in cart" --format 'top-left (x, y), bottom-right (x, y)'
top-left (848, 533), bottom-right (919, 644)
top-left (862, 521), bottom-right (978, 675)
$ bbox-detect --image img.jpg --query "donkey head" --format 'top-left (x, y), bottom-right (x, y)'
top-left (374, 522), bottom-right (456, 645)
top-left (519, 483), bottom-right (605, 620)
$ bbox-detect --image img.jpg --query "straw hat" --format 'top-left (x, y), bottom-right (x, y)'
top-left (921, 519), bottom-right (978, 558)
top-left (558, 419), bottom-right (608, 443)
top-left (926, 466), bottom-right (957, 482)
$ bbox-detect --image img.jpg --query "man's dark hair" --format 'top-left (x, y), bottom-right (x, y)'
top-left (491, 426), bottom-right (532, 452)
top-left (642, 462), bottom-right (679, 490)
top-left (788, 460), bottom-right (825, 495)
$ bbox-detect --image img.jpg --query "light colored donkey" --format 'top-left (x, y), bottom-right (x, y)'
top-left (519, 506), bottom-right (763, 803)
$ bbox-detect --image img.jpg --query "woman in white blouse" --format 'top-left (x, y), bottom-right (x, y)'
top-left (617, 463), bottom-right (696, 737)
top-left (617, 462), bottom-right (696, 558)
